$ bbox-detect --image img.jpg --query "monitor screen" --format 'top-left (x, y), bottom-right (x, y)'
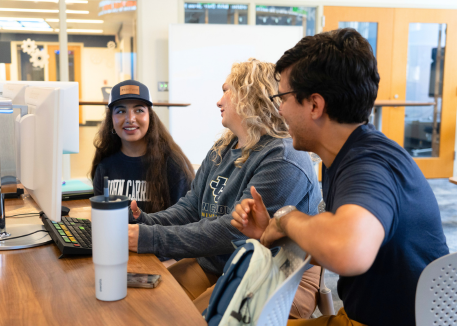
top-left (0, 81), bottom-right (79, 222)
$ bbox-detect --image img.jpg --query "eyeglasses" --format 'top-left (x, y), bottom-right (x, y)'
top-left (269, 91), bottom-right (296, 103)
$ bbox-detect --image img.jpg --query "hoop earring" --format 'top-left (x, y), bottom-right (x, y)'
top-left (111, 129), bottom-right (116, 135)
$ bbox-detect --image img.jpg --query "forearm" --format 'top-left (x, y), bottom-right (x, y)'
top-left (131, 200), bottom-right (199, 226)
top-left (138, 215), bottom-right (246, 258)
top-left (279, 205), bottom-right (382, 276)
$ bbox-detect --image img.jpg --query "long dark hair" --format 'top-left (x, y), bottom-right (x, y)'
top-left (90, 106), bottom-right (195, 213)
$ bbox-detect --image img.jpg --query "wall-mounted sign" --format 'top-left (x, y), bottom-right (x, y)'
top-left (99, 1), bottom-right (137, 16)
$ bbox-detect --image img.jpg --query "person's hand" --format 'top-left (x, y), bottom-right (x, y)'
top-left (130, 200), bottom-right (141, 219)
top-left (231, 186), bottom-right (271, 239)
top-left (260, 217), bottom-right (286, 248)
top-left (128, 224), bottom-right (139, 252)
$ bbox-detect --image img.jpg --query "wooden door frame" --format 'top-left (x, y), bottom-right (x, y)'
top-left (5, 63), bottom-right (11, 80)
top-left (323, 7), bottom-right (394, 101)
top-left (391, 9), bottom-right (457, 178)
top-left (323, 7), bottom-right (404, 143)
top-left (47, 44), bottom-right (83, 124)
top-left (323, 6), bottom-right (457, 178)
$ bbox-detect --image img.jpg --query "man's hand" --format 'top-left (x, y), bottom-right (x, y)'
top-left (128, 224), bottom-right (139, 252)
top-left (260, 217), bottom-right (286, 248)
top-left (231, 186), bottom-right (270, 239)
top-left (130, 200), bottom-right (141, 219)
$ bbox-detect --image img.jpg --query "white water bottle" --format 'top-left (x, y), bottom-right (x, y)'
top-left (90, 194), bottom-right (130, 301)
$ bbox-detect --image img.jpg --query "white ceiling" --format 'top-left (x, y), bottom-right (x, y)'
top-left (0, 0), bottom-right (135, 35)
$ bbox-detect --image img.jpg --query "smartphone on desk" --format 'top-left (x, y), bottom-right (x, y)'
top-left (127, 273), bottom-right (161, 288)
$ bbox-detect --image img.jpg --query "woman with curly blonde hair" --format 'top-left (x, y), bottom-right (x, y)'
top-left (128, 58), bottom-right (321, 317)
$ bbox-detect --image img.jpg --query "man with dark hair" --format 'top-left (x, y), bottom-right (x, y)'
top-left (231, 28), bottom-right (449, 326)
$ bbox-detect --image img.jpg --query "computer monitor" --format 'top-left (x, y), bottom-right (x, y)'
top-left (2, 83), bottom-right (27, 105)
top-left (0, 81), bottom-right (79, 223)
top-left (1, 81), bottom-right (79, 154)
top-left (23, 84), bottom-right (79, 222)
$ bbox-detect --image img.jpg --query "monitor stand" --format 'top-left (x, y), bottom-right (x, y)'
top-left (0, 193), bottom-right (52, 250)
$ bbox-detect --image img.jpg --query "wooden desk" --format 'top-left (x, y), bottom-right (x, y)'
top-left (450, 177), bottom-right (457, 185)
top-left (0, 195), bottom-right (205, 326)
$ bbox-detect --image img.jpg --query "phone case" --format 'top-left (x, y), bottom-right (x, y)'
top-left (127, 273), bottom-right (161, 288)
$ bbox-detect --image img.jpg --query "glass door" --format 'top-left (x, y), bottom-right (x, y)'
top-left (323, 7), bottom-right (394, 101)
top-left (324, 7), bottom-right (457, 178)
top-left (391, 9), bottom-right (457, 178)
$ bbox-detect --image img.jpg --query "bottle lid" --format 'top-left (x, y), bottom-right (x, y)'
top-left (90, 195), bottom-right (130, 210)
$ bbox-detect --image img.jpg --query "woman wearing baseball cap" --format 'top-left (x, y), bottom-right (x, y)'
top-left (90, 80), bottom-right (194, 215)
top-left (127, 59), bottom-right (322, 319)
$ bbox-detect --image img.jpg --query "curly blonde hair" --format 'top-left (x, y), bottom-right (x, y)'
top-left (211, 58), bottom-right (289, 167)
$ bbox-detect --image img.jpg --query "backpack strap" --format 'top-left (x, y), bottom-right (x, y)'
top-left (204, 242), bottom-right (255, 323)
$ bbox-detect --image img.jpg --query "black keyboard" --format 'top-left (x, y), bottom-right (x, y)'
top-left (43, 215), bottom-right (92, 257)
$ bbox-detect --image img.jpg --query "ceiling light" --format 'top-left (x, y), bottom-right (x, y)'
top-left (14, 0), bottom-right (88, 3)
top-left (66, 10), bottom-right (89, 14)
top-left (1, 27), bottom-right (54, 32)
top-left (0, 18), bottom-right (51, 30)
top-left (67, 29), bottom-right (103, 33)
top-left (0, 8), bottom-right (89, 14)
top-left (0, 17), bottom-right (44, 21)
top-left (54, 29), bottom-right (103, 33)
top-left (46, 19), bottom-right (104, 24)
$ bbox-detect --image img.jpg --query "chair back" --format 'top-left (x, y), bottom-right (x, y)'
top-left (416, 252), bottom-right (457, 326)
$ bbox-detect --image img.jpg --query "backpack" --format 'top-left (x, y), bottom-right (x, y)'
top-left (203, 239), bottom-right (289, 326)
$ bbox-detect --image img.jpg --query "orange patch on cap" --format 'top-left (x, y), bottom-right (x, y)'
top-left (120, 85), bottom-right (140, 95)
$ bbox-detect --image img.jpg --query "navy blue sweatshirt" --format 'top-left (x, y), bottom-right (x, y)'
top-left (93, 151), bottom-right (190, 211)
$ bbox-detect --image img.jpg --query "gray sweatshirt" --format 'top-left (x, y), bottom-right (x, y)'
top-left (130, 135), bottom-right (321, 275)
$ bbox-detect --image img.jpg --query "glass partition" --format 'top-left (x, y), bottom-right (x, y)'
top-left (17, 44), bottom-right (45, 81)
top-left (185, 3), bottom-right (248, 24)
top-left (338, 22), bottom-right (378, 56)
top-left (256, 5), bottom-right (316, 36)
top-left (404, 23), bottom-right (446, 157)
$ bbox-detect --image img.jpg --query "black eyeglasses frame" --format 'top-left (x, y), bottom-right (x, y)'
top-left (268, 91), bottom-right (296, 103)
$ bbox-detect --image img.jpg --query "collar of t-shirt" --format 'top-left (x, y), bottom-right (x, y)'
top-left (116, 150), bottom-right (145, 162)
top-left (325, 123), bottom-right (373, 175)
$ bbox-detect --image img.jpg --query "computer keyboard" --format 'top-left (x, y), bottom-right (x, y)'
top-left (43, 215), bottom-right (92, 257)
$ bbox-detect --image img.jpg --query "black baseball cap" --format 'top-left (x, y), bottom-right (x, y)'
top-left (108, 80), bottom-right (153, 109)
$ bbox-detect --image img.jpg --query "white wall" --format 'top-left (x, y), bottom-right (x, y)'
top-left (0, 64), bottom-right (5, 82)
top-left (136, 0), bottom-right (179, 128)
top-left (80, 47), bottom-right (117, 123)
top-left (169, 24), bottom-right (303, 164)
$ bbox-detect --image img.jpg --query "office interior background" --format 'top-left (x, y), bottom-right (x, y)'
top-left (1, 0), bottom-right (457, 312)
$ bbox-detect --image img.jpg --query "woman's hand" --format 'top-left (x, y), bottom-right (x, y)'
top-left (130, 200), bottom-right (141, 219)
top-left (231, 186), bottom-right (271, 239)
top-left (260, 217), bottom-right (286, 248)
top-left (128, 224), bottom-right (139, 252)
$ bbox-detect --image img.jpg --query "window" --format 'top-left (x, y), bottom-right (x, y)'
top-left (256, 5), bottom-right (316, 36)
top-left (185, 3), bottom-right (248, 25)
top-left (339, 22), bottom-right (378, 57)
top-left (16, 44), bottom-right (45, 81)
